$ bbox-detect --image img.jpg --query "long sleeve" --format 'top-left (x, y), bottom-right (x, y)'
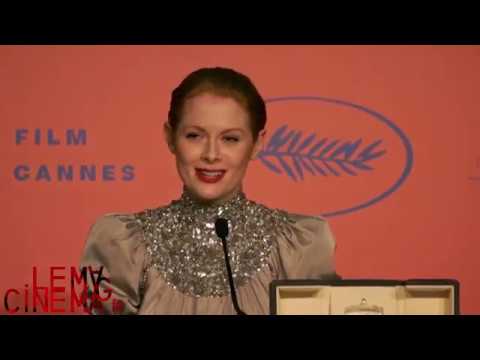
top-left (80, 214), bottom-right (147, 314)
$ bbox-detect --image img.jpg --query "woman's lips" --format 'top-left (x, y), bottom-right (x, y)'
top-left (195, 168), bottom-right (226, 183)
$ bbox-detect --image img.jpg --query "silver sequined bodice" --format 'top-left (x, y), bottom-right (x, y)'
top-left (134, 191), bottom-right (290, 298)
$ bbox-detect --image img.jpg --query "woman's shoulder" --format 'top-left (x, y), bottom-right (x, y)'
top-left (285, 212), bottom-right (330, 227)
top-left (262, 206), bottom-right (337, 279)
top-left (88, 203), bottom-right (172, 235)
top-left (85, 203), bottom-right (178, 253)
top-left (285, 212), bottom-right (333, 239)
top-left (252, 200), bottom-right (333, 240)
top-left (88, 212), bottom-right (141, 238)
top-left (278, 211), bottom-right (335, 249)
top-left (84, 207), bottom-right (166, 253)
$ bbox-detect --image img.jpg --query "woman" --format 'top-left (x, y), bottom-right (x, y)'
top-left (80, 67), bottom-right (337, 315)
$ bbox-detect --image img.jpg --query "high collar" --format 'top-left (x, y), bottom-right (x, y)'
top-left (176, 188), bottom-right (248, 217)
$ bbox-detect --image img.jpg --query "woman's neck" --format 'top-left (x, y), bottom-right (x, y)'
top-left (181, 187), bottom-right (245, 208)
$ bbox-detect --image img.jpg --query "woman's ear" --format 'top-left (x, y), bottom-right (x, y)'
top-left (164, 122), bottom-right (176, 154)
top-left (251, 129), bottom-right (266, 160)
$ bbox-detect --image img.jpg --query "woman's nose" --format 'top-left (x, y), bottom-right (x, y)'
top-left (201, 138), bottom-right (220, 163)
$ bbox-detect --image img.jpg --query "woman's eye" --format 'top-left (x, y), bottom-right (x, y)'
top-left (185, 133), bottom-right (199, 139)
top-left (224, 136), bottom-right (239, 143)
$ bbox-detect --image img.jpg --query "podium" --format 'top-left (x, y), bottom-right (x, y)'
top-left (269, 279), bottom-right (460, 315)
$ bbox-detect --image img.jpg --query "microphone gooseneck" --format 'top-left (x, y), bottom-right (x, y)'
top-left (215, 218), bottom-right (246, 315)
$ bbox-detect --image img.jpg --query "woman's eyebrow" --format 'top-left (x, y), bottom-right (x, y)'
top-left (183, 126), bottom-right (246, 134)
top-left (183, 125), bottom-right (206, 132)
top-left (221, 128), bottom-right (245, 134)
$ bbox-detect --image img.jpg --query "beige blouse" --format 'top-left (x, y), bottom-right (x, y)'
top-left (80, 200), bottom-right (337, 315)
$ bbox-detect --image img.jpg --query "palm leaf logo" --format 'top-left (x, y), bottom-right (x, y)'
top-left (257, 125), bottom-right (387, 181)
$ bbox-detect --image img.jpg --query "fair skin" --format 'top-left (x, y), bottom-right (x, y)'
top-left (164, 92), bottom-right (265, 205)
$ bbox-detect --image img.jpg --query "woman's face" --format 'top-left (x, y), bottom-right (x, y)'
top-left (165, 92), bottom-right (264, 204)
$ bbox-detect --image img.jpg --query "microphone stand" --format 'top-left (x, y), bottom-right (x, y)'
top-left (216, 219), bottom-right (246, 315)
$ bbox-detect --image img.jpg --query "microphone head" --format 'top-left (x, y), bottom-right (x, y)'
top-left (215, 218), bottom-right (229, 239)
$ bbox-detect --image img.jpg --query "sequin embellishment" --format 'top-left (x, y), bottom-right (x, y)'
top-left (134, 192), bottom-right (289, 297)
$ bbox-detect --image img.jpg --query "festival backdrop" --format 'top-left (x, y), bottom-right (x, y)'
top-left (1, 45), bottom-right (479, 314)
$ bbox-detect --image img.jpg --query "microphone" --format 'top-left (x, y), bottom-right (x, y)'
top-left (215, 218), bottom-right (246, 315)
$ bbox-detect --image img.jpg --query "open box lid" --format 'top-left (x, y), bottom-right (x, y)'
top-left (269, 279), bottom-right (460, 315)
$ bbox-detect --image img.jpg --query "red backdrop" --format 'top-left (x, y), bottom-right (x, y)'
top-left (1, 45), bottom-right (479, 314)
